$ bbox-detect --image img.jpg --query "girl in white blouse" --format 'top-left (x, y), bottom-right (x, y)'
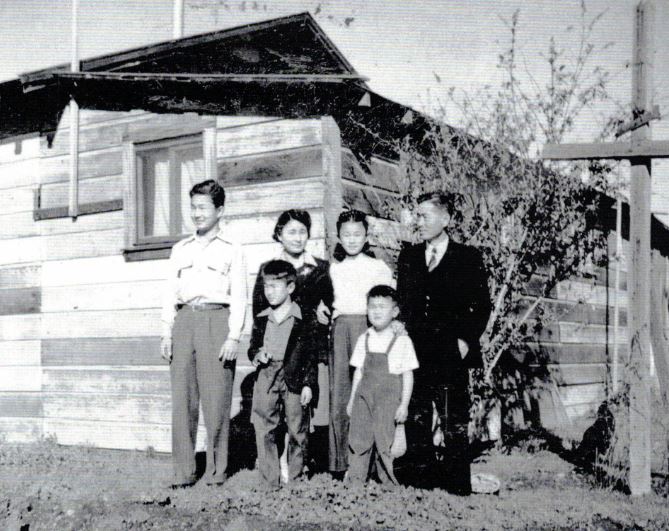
top-left (319, 209), bottom-right (395, 477)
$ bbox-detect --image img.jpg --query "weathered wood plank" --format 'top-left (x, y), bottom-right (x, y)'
top-left (224, 177), bottom-right (324, 216)
top-left (322, 117), bottom-right (343, 256)
top-left (0, 264), bottom-right (41, 289)
top-left (557, 280), bottom-right (627, 307)
top-left (38, 209), bottom-right (124, 236)
top-left (0, 314), bottom-right (41, 341)
top-left (0, 366), bottom-right (41, 391)
top-left (0, 137), bottom-right (41, 162)
top-left (524, 342), bottom-right (624, 365)
top-left (546, 363), bottom-right (607, 385)
top-left (559, 322), bottom-right (627, 344)
top-left (41, 309), bottom-right (161, 339)
top-left (43, 418), bottom-right (173, 452)
top-left (221, 209), bottom-right (324, 245)
top-left (42, 280), bottom-right (163, 313)
top-left (43, 368), bottom-right (169, 395)
top-left (43, 227), bottom-right (124, 261)
top-left (342, 181), bottom-right (398, 219)
top-left (559, 383), bottom-right (605, 407)
top-left (0, 158), bottom-right (40, 190)
top-left (219, 145), bottom-right (322, 186)
top-left (0, 340), bottom-right (41, 366)
top-left (0, 393), bottom-right (42, 417)
top-left (41, 121), bottom-right (124, 157)
top-left (0, 186), bottom-right (36, 214)
top-left (0, 236), bottom-right (41, 265)
top-left (216, 119), bottom-right (322, 159)
top-left (215, 116), bottom-right (277, 130)
top-left (42, 337), bottom-right (163, 366)
top-left (341, 150), bottom-right (401, 194)
top-left (39, 174), bottom-right (123, 208)
top-left (0, 211), bottom-right (37, 239)
top-left (40, 148), bottom-right (123, 185)
top-left (0, 417), bottom-right (42, 443)
top-left (42, 256), bottom-right (170, 288)
top-left (0, 287), bottom-right (40, 315)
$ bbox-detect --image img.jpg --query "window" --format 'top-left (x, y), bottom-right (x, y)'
top-left (123, 124), bottom-right (217, 261)
top-left (135, 137), bottom-right (203, 243)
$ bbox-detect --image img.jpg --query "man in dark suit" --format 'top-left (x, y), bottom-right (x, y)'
top-left (397, 191), bottom-right (491, 494)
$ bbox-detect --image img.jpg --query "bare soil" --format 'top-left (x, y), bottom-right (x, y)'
top-left (1, 439), bottom-right (667, 530)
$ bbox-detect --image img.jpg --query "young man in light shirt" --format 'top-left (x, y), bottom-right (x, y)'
top-left (161, 179), bottom-right (247, 488)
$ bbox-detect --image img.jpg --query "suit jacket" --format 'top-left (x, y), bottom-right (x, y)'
top-left (397, 239), bottom-right (491, 383)
top-left (247, 306), bottom-right (319, 399)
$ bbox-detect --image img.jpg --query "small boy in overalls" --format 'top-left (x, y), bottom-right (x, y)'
top-left (346, 285), bottom-right (419, 484)
top-left (249, 259), bottom-right (317, 487)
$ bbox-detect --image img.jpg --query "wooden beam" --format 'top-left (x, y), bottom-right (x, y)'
top-left (321, 117), bottom-right (343, 257)
top-left (628, 0), bottom-right (652, 496)
top-left (542, 139), bottom-right (669, 160)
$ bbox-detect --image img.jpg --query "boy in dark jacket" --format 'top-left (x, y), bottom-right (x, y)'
top-left (249, 260), bottom-right (317, 487)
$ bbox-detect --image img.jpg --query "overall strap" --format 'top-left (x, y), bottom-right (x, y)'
top-left (384, 333), bottom-right (399, 356)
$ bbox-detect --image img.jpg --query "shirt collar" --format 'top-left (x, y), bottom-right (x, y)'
top-left (184, 228), bottom-right (234, 247)
top-left (258, 301), bottom-right (302, 323)
top-left (426, 234), bottom-right (449, 255)
top-left (278, 249), bottom-right (318, 268)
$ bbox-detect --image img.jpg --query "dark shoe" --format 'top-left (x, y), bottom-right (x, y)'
top-left (170, 480), bottom-right (196, 489)
top-left (204, 476), bottom-right (227, 487)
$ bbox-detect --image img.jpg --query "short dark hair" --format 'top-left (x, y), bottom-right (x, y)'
top-left (367, 284), bottom-right (399, 304)
top-left (261, 259), bottom-right (297, 285)
top-left (190, 179), bottom-right (226, 208)
top-left (417, 191), bottom-right (457, 217)
top-left (273, 209), bottom-right (311, 242)
top-left (336, 209), bottom-right (369, 234)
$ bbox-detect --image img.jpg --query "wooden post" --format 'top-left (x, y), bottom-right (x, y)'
top-left (650, 250), bottom-right (669, 404)
top-left (628, 0), bottom-right (652, 496)
top-left (321, 116), bottom-right (343, 258)
top-left (68, 0), bottom-right (80, 219)
top-left (173, 0), bottom-right (184, 39)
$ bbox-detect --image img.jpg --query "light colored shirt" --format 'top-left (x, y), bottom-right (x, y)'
top-left (350, 327), bottom-right (419, 375)
top-left (425, 235), bottom-right (449, 269)
top-left (161, 230), bottom-right (248, 340)
top-left (330, 254), bottom-right (395, 315)
top-left (258, 302), bottom-right (301, 362)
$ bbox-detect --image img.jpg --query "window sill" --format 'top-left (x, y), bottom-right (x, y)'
top-left (33, 199), bottom-right (123, 221)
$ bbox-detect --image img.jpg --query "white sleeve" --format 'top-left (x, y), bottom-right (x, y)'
top-left (160, 244), bottom-right (181, 338)
top-left (349, 333), bottom-right (367, 368)
top-left (391, 336), bottom-right (419, 373)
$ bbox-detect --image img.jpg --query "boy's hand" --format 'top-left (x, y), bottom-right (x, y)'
top-left (394, 404), bottom-right (408, 424)
top-left (160, 336), bottom-right (172, 363)
top-left (316, 301), bottom-right (331, 325)
top-left (346, 399), bottom-right (354, 417)
top-left (433, 426), bottom-right (444, 447)
top-left (219, 338), bottom-right (239, 361)
top-left (457, 338), bottom-right (469, 359)
top-left (390, 320), bottom-right (408, 337)
top-left (252, 348), bottom-right (271, 367)
top-left (300, 386), bottom-right (312, 406)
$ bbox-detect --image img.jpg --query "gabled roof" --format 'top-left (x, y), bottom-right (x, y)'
top-left (22, 12), bottom-right (364, 86)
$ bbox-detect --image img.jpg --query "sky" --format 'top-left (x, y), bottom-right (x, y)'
top-left (2, 0), bottom-right (669, 212)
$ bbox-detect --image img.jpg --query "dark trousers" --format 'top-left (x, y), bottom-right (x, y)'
top-left (404, 367), bottom-right (471, 494)
top-left (252, 361), bottom-right (309, 486)
top-left (170, 307), bottom-right (234, 484)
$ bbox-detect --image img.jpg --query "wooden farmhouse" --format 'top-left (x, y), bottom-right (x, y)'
top-left (0, 12), bottom-right (667, 452)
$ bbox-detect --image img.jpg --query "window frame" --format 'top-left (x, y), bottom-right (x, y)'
top-left (122, 124), bottom-right (217, 262)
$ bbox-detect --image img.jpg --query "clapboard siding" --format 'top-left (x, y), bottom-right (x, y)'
top-left (0, 158), bottom-right (40, 189)
top-left (224, 177), bottom-right (325, 216)
top-left (40, 147), bottom-right (123, 185)
top-left (0, 185), bottom-right (36, 214)
top-left (42, 337), bottom-right (162, 366)
top-left (0, 314), bottom-right (41, 341)
top-left (0, 340), bottom-right (41, 366)
top-left (39, 174), bottom-right (122, 208)
top-left (0, 417), bottom-right (42, 443)
top-left (42, 280), bottom-right (164, 313)
top-left (0, 366), bottom-right (41, 391)
top-left (0, 393), bottom-right (43, 417)
top-left (0, 137), bottom-right (41, 161)
top-left (0, 264), bottom-right (41, 288)
top-left (41, 309), bottom-right (161, 339)
top-left (0, 287), bottom-right (41, 315)
top-left (43, 368), bottom-right (169, 395)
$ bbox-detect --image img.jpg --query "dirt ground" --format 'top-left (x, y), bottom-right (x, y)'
top-left (1, 438), bottom-right (668, 531)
